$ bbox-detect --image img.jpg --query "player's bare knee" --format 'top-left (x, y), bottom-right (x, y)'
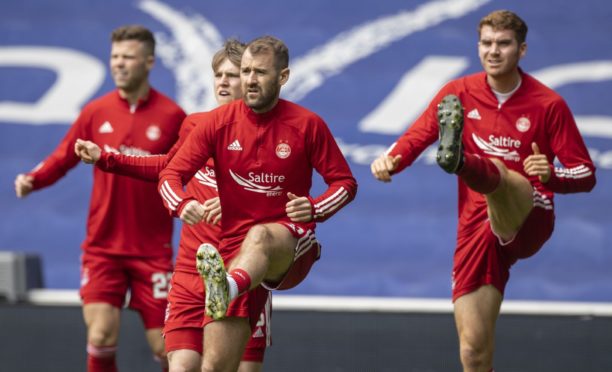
top-left (145, 328), bottom-right (166, 356)
top-left (244, 225), bottom-right (273, 252)
top-left (459, 342), bottom-right (490, 370)
top-left (489, 158), bottom-right (509, 180)
top-left (149, 339), bottom-right (165, 357)
top-left (169, 365), bottom-right (193, 372)
top-left (167, 351), bottom-right (199, 372)
top-left (87, 326), bottom-right (115, 346)
top-left (169, 362), bottom-right (199, 372)
top-left (201, 357), bottom-right (234, 372)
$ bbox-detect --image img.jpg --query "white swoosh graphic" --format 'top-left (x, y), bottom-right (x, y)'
top-left (0, 47), bottom-right (105, 124)
top-left (533, 61), bottom-right (612, 139)
top-left (229, 170), bottom-right (283, 193)
top-left (138, 0), bottom-right (223, 113)
top-left (284, 0), bottom-right (490, 101)
top-left (138, 0), bottom-right (489, 108)
top-left (195, 170), bottom-right (217, 190)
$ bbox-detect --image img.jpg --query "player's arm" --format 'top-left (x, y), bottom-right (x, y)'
top-left (304, 118), bottom-right (358, 223)
top-left (158, 116), bottom-right (214, 220)
top-left (15, 109), bottom-right (90, 197)
top-left (371, 88), bottom-right (448, 182)
top-left (75, 116), bottom-right (197, 182)
top-left (525, 99), bottom-right (596, 194)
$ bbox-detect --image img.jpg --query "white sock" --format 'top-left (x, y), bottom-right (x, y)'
top-left (227, 274), bottom-right (239, 300)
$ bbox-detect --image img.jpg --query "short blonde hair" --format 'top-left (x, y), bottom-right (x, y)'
top-left (212, 38), bottom-right (246, 72)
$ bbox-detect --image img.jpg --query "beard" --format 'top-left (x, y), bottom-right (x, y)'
top-left (243, 83), bottom-right (280, 112)
top-left (112, 68), bottom-right (148, 93)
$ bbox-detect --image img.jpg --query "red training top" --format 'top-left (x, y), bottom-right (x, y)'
top-left (29, 89), bottom-right (185, 257)
top-left (159, 99), bottom-right (357, 247)
top-left (388, 70), bottom-right (596, 236)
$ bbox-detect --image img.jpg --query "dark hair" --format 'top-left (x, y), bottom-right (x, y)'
top-left (478, 10), bottom-right (528, 44)
top-left (246, 35), bottom-right (289, 71)
top-left (212, 38), bottom-right (246, 72)
top-left (111, 25), bottom-right (156, 55)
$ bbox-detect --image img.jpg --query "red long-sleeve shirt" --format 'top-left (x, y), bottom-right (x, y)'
top-left (159, 99), bottom-right (357, 241)
top-left (29, 89), bottom-right (185, 257)
top-left (95, 115), bottom-right (219, 273)
top-left (388, 70), bottom-right (596, 234)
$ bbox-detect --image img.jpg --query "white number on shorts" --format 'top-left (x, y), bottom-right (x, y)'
top-left (152, 272), bottom-right (172, 299)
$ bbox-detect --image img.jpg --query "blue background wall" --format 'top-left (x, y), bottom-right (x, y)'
top-left (1, 0), bottom-right (611, 301)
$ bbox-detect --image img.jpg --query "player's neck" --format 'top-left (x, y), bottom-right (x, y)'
top-left (486, 70), bottom-right (521, 94)
top-left (118, 82), bottom-right (151, 106)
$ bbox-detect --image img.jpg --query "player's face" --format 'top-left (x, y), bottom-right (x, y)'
top-left (478, 26), bottom-right (526, 80)
top-left (110, 40), bottom-right (153, 93)
top-left (214, 58), bottom-right (242, 106)
top-left (241, 49), bottom-right (289, 113)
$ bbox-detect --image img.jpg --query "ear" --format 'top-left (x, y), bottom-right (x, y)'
top-left (146, 54), bottom-right (155, 71)
top-left (518, 42), bottom-right (527, 59)
top-left (278, 67), bottom-right (290, 86)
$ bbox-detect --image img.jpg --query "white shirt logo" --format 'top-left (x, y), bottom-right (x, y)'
top-left (194, 167), bottom-right (217, 190)
top-left (227, 140), bottom-right (243, 151)
top-left (252, 327), bottom-right (264, 338)
top-left (467, 108), bottom-right (481, 120)
top-left (99, 121), bottom-right (114, 133)
top-left (229, 169), bottom-right (284, 197)
top-left (103, 144), bottom-right (151, 156)
top-left (471, 133), bottom-right (520, 161)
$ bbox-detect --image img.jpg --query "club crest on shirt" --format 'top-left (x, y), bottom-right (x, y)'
top-left (276, 142), bottom-right (291, 159)
top-left (515, 116), bottom-right (531, 133)
top-left (146, 124), bottom-right (161, 141)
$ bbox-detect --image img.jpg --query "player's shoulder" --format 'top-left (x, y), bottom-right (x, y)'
top-left (521, 72), bottom-right (566, 106)
top-left (189, 100), bottom-right (241, 122)
top-left (427, 72), bottom-right (487, 103)
top-left (149, 88), bottom-right (186, 115)
top-left (76, 90), bottom-right (119, 120)
top-left (452, 72), bottom-right (487, 94)
top-left (279, 99), bottom-right (317, 116)
top-left (82, 90), bottom-right (116, 109)
top-left (183, 100), bottom-right (243, 133)
top-left (278, 99), bottom-right (326, 126)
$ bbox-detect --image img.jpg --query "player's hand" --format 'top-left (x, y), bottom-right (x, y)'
top-left (523, 142), bottom-right (551, 183)
top-left (286, 192), bottom-right (312, 222)
top-left (370, 154), bottom-right (402, 182)
top-left (14, 173), bottom-right (34, 198)
top-left (180, 200), bottom-right (205, 225)
top-left (202, 197), bottom-right (222, 225)
top-left (75, 138), bottom-right (101, 164)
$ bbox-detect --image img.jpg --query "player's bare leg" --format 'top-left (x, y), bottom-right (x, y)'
top-left (167, 349), bottom-right (200, 372)
top-left (454, 285), bottom-right (502, 372)
top-left (197, 225), bottom-right (295, 321)
top-left (145, 327), bottom-right (168, 370)
top-left (228, 223), bottom-right (296, 287)
top-left (83, 303), bottom-right (121, 370)
top-left (202, 317), bottom-right (251, 372)
top-left (238, 361), bottom-right (263, 372)
top-left (484, 159), bottom-right (534, 241)
top-left (83, 303), bottom-right (120, 346)
top-left (436, 94), bottom-right (534, 240)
